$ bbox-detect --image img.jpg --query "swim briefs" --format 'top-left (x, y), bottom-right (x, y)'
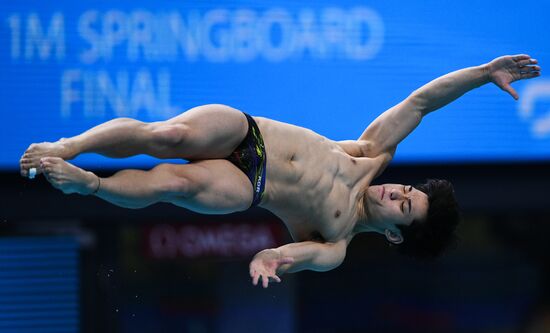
top-left (225, 113), bottom-right (266, 207)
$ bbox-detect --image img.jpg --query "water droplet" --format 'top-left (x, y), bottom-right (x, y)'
top-left (133, 270), bottom-right (137, 273)
top-left (115, 309), bottom-right (119, 313)
top-left (135, 295), bottom-right (139, 299)
top-left (132, 314), bottom-right (135, 317)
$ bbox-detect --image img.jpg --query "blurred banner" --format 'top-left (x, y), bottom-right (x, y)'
top-left (1, 0), bottom-right (549, 170)
top-left (143, 221), bottom-right (283, 260)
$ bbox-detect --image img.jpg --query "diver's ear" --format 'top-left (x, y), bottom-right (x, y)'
top-left (384, 229), bottom-right (403, 245)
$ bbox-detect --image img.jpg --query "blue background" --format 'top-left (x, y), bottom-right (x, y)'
top-left (1, 0), bottom-right (549, 170)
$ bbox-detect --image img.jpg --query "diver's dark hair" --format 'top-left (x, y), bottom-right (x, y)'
top-left (396, 179), bottom-right (460, 259)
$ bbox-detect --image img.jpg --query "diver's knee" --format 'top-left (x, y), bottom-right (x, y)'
top-left (152, 164), bottom-right (199, 199)
top-left (147, 123), bottom-right (190, 148)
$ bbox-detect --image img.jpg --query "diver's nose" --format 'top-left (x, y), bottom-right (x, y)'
top-left (389, 190), bottom-right (407, 200)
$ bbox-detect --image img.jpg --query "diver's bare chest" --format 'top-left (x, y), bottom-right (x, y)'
top-left (255, 117), bottom-right (373, 240)
top-left (282, 210), bottom-right (356, 242)
top-left (270, 183), bottom-right (358, 241)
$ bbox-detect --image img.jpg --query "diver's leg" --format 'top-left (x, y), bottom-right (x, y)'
top-left (40, 157), bottom-right (253, 213)
top-left (20, 104), bottom-right (249, 176)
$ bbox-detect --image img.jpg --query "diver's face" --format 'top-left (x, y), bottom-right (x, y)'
top-left (367, 184), bottom-right (429, 227)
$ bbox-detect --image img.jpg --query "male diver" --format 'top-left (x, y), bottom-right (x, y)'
top-left (20, 54), bottom-right (541, 288)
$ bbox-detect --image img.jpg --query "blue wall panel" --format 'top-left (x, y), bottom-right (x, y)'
top-left (1, 1), bottom-right (549, 169)
top-left (0, 237), bottom-right (80, 333)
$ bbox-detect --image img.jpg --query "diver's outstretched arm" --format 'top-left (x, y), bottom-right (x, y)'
top-left (357, 54), bottom-right (541, 159)
top-left (249, 240), bottom-right (347, 288)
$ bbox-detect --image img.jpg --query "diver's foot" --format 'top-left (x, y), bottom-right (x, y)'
top-left (40, 157), bottom-right (98, 195)
top-left (20, 141), bottom-right (76, 177)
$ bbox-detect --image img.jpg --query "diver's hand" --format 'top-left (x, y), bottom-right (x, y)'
top-left (249, 249), bottom-right (294, 288)
top-left (487, 54), bottom-right (541, 100)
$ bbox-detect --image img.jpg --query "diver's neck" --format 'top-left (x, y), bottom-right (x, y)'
top-left (354, 196), bottom-right (383, 234)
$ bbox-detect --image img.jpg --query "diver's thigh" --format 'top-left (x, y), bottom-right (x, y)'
top-left (167, 104), bottom-right (249, 159)
top-left (167, 159), bottom-right (253, 214)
